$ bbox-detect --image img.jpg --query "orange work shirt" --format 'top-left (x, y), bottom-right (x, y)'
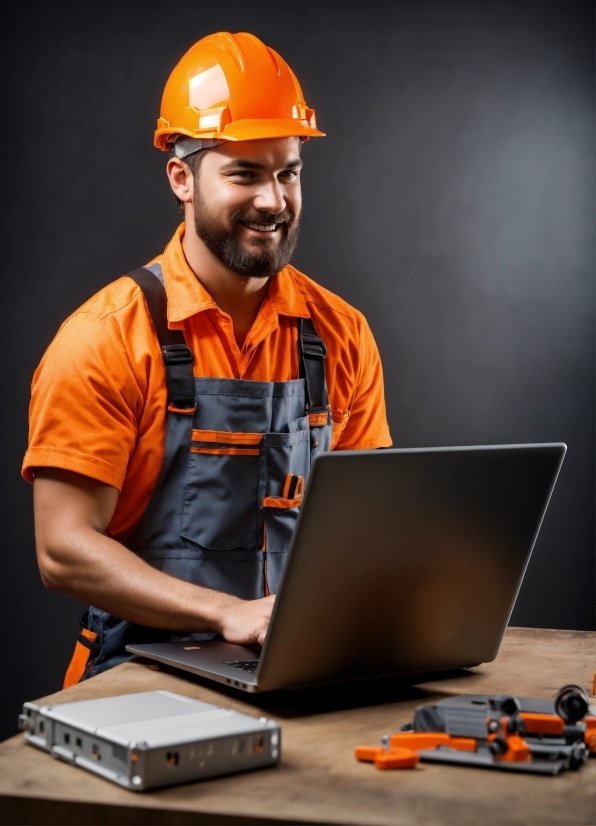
top-left (23, 224), bottom-right (392, 543)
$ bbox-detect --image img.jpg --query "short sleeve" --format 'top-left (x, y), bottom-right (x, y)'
top-left (334, 320), bottom-right (392, 450)
top-left (22, 312), bottom-right (143, 490)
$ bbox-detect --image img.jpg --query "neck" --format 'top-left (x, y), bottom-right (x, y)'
top-left (181, 218), bottom-right (269, 349)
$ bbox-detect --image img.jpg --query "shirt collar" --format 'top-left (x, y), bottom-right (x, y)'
top-left (160, 223), bottom-right (217, 324)
top-left (264, 264), bottom-right (310, 319)
top-left (159, 223), bottom-right (310, 325)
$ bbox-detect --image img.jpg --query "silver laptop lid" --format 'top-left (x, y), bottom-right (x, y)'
top-left (256, 444), bottom-right (565, 690)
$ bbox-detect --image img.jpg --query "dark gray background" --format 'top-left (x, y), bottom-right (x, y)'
top-left (0, 0), bottom-right (593, 741)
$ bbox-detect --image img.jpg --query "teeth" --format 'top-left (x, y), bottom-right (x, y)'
top-left (245, 222), bottom-right (277, 232)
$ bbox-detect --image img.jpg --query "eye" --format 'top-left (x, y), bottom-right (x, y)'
top-left (232, 170), bottom-right (256, 179)
top-left (280, 169), bottom-right (300, 181)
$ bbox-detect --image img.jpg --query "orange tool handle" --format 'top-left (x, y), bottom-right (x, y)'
top-left (354, 745), bottom-right (419, 769)
top-left (390, 732), bottom-right (477, 752)
top-left (375, 748), bottom-right (419, 769)
top-left (520, 712), bottom-right (596, 752)
top-left (519, 712), bottom-right (564, 736)
top-left (584, 716), bottom-right (596, 753)
top-left (355, 746), bottom-right (382, 762)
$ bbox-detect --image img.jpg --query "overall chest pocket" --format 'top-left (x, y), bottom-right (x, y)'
top-left (180, 430), bottom-right (262, 550)
top-left (260, 418), bottom-right (312, 556)
top-left (262, 416), bottom-right (311, 493)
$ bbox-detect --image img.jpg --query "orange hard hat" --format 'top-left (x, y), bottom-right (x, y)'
top-left (154, 32), bottom-right (325, 151)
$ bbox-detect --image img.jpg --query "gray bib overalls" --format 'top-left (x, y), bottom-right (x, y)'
top-left (74, 265), bottom-right (333, 679)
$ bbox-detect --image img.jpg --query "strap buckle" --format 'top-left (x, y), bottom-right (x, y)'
top-left (300, 334), bottom-right (327, 359)
top-left (162, 344), bottom-right (194, 365)
top-left (169, 399), bottom-right (197, 411)
top-left (162, 344), bottom-right (196, 410)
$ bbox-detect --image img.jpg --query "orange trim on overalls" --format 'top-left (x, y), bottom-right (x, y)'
top-left (190, 430), bottom-right (263, 456)
top-left (308, 412), bottom-right (329, 427)
top-left (63, 628), bottom-right (98, 689)
top-left (191, 430), bottom-right (263, 445)
top-left (262, 497), bottom-right (303, 508)
top-left (167, 403), bottom-right (196, 415)
top-left (191, 447), bottom-right (260, 456)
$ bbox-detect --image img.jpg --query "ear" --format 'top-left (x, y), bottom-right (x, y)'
top-left (166, 157), bottom-right (193, 204)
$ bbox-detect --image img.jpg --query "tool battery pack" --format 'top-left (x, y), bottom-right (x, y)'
top-left (19, 690), bottom-right (281, 791)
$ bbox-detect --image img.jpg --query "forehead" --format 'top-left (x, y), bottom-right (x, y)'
top-left (209, 137), bottom-right (302, 169)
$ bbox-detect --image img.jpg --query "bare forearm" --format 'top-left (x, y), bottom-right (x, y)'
top-left (33, 469), bottom-right (274, 645)
top-left (38, 526), bottom-right (237, 633)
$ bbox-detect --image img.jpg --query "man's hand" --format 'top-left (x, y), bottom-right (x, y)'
top-left (33, 467), bottom-right (276, 641)
top-left (216, 594), bottom-right (276, 647)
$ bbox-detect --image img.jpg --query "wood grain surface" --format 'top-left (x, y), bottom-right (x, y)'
top-left (1, 627), bottom-right (594, 826)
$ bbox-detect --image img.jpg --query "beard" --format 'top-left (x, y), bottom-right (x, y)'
top-left (192, 188), bottom-right (301, 279)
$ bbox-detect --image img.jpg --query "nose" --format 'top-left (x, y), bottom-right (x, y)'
top-left (252, 177), bottom-right (285, 215)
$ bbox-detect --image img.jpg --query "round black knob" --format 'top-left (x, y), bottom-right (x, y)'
top-left (555, 684), bottom-right (589, 724)
top-left (491, 695), bottom-right (521, 717)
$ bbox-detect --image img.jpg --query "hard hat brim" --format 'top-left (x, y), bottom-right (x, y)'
top-left (154, 119), bottom-right (325, 151)
top-left (219, 118), bottom-right (325, 141)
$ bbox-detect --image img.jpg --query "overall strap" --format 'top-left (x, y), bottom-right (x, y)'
top-left (299, 317), bottom-right (330, 426)
top-left (128, 268), bottom-right (196, 411)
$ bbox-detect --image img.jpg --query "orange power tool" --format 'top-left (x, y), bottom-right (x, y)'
top-left (355, 684), bottom-right (595, 775)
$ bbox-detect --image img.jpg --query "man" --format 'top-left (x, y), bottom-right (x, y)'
top-left (23, 32), bottom-right (392, 687)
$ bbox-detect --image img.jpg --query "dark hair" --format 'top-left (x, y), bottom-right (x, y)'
top-left (171, 149), bottom-right (205, 211)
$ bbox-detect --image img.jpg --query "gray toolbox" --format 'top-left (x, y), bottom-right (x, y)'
top-left (19, 690), bottom-right (281, 791)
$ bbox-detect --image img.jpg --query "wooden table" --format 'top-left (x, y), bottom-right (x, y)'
top-left (1, 628), bottom-right (594, 825)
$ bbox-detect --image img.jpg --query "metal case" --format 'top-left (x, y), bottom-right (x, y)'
top-left (19, 690), bottom-right (280, 791)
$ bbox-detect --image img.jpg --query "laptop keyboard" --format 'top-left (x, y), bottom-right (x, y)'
top-left (225, 660), bottom-right (259, 673)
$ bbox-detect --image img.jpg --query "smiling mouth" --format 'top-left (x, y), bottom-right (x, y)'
top-left (241, 221), bottom-right (281, 233)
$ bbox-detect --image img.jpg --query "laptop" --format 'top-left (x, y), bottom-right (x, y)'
top-left (126, 443), bottom-right (566, 692)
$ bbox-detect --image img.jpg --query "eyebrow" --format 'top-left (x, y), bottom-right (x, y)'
top-left (221, 158), bottom-right (303, 171)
